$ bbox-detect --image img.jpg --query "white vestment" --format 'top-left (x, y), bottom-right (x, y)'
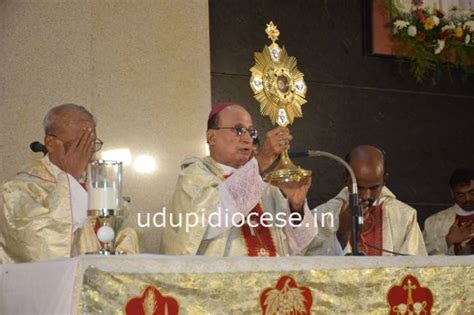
top-left (306, 187), bottom-right (427, 256)
top-left (424, 204), bottom-right (474, 255)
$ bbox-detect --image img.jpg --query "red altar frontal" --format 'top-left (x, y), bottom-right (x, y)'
top-left (0, 255), bottom-right (472, 314)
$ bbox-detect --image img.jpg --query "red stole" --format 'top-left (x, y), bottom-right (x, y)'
top-left (223, 174), bottom-right (277, 256)
top-left (359, 204), bottom-right (384, 256)
top-left (240, 203), bottom-right (277, 256)
top-left (454, 213), bottom-right (474, 255)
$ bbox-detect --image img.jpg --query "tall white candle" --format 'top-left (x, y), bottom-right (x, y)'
top-left (89, 187), bottom-right (119, 210)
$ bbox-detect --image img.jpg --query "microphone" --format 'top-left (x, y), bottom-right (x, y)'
top-left (289, 150), bottom-right (357, 194)
top-left (30, 141), bottom-right (48, 155)
top-left (288, 149), bottom-right (365, 255)
top-left (288, 151), bottom-right (309, 159)
top-left (292, 150), bottom-right (407, 256)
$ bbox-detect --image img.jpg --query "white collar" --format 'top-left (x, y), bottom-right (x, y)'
top-left (454, 203), bottom-right (474, 216)
top-left (216, 158), bottom-right (259, 176)
top-left (217, 163), bottom-right (237, 176)
top-left (49, 158), bottom-right (62, 179)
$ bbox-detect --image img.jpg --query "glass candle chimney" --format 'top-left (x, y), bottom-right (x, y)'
top-left (87, 160), bottom-right (123, 212)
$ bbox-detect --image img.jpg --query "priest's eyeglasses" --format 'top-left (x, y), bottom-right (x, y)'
top-left (211, 127), bottom-right (258, 140)
top-left (48, 134), bottom-right (104, 152)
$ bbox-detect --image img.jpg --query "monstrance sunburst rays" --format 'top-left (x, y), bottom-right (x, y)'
top-left (249, 21), bottom-right (311, 183)
top-left (250, 21), bottom-right (307, 126)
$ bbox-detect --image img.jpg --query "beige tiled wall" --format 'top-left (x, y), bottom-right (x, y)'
top-left (0, 0), bottom-right (211, 252)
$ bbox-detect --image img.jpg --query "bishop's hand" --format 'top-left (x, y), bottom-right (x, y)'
top-left (277, 176), bottom-right (311, 214)
top-left (256, 126), bottom-right (292, 174)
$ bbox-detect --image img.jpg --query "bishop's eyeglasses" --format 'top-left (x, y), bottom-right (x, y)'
top-left (210, 126), bottom-right (258, 140)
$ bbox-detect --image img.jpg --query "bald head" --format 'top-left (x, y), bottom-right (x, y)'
top-left (43, 104), bottom-right (95, 136)
top-left (207, 104), bottom-right (248, 130)
top-left (43, 104), bottom-right (97, 173)
top-left (346, 145), bottom-right (388, 207)
top-left (218, 104), bottom-right (249, 119)
top-left (346, 145), bottom-right (386, 178)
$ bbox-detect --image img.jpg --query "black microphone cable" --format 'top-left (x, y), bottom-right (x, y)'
top-left (362, 241), bottom-right (411, 256)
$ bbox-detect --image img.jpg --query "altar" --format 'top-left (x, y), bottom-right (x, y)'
top-left (0, 255), bottom-right (472, 314)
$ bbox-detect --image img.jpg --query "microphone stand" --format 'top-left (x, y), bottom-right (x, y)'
top-left (293, 150), bottom-right (365, 256)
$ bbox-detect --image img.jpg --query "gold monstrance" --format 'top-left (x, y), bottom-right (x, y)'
top-left (250, 21), bottom-right (311, 182)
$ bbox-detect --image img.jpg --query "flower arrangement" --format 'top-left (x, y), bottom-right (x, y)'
top-left (390, 0), bottom-right (474, 83)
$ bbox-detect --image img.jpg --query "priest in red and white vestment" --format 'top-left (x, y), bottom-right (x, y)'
top-left (160, 103), bottom-right (318, 256)
top-left (307, 145), bottom-right (427, 256)
top-left (424, 168), bottom-right (474, 255)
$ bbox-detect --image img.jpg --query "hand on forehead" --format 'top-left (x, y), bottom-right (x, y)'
top-left (57, 116), bottom-right (96, 139)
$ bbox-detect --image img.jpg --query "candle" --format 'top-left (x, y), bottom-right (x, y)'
top-left (88, 187), bottom-right (119, 210)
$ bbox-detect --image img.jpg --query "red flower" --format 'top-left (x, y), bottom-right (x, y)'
top-left (435, 9), bottom-right (444, 18)
top-left (417, 32), bottom-right (426, 42)
top-left (438, 30), bottom-right (451, 40)
top-left (416, 9), bottom-right (426, 22)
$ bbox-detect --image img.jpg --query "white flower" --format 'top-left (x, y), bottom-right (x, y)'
top-left (463, 21), bottom-right (474, 32)
top-left (432, 16), bottom-right (440, 26)
top-left (393, 20), bottom-right (410, 30)
top-left (466, 34), bottom-right (471, 45)
top-left (441, 23), bottom-right (455, 31)
top-left (461, 10), bottom-right (472, 19)
top-left (407, 25), bottom-right (417, 37)
top-left (435, 40), bottom-right (445, 54)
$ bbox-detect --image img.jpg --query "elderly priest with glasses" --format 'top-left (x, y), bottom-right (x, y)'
top-left (160, 102), bottom-right (318, 256)
top-left (0, 104), bottom-right (139, 263)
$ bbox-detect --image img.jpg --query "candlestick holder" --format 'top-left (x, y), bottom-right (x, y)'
top-left (87, 160), bottom-right (124, 255)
